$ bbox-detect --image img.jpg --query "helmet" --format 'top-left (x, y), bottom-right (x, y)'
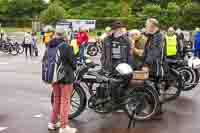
top-left (115, 63), bottom-right (133, 76)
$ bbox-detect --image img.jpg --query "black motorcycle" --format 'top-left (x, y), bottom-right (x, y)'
top-left (150, 60), bottom-right (185, 104)
top-left (51, 61), bottom-right (160, 125)
top-left (166, 58), bottom-right (198, 91)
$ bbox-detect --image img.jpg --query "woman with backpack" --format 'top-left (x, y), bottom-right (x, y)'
top-left (43, 27), bottom-right (77, 133)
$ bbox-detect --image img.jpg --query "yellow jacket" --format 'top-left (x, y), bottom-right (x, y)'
top-left (70, 39), bottom-right (79, 55)
top-left (165, 35), bottom-right (177, 56)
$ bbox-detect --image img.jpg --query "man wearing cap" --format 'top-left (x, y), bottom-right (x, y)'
top-left (101, 21), bottom-right (133, 72)
top-left (100, 21), bottom-right (133, 106)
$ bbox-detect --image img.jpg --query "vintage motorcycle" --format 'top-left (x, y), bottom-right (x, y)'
top-left (166, 59), bottom-right (197, 91)
top-left (149, 60), bottom-right (185, 104)
top-left (51, 61), bottom-right (160, 124)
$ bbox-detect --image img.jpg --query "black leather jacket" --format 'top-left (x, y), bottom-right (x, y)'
top-left (101, 34), bottom-right (132, 72)
top-left (49, 38), bottom-right (76, 84)
top-left (143, 31), bottom-right (164, 65)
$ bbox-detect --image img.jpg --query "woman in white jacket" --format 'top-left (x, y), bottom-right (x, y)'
top-left (24, 32), bottom-right (32, 56)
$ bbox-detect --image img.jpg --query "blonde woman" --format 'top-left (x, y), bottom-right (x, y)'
top-left (129, 29), bottom-right (146, 69)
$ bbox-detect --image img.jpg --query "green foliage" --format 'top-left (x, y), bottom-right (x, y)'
top-left (180, 2), bottom-right (200, 29)
top-left (0, 0), bottom-right (9, 14)
top-left (40, 1), bottom-right (66, 25)
top-left (67, 1), bottom-right (121, 18)
top-left (142, 4), bottom-right (162, 19)
top-left (0, 0), bottom-right (198, 29)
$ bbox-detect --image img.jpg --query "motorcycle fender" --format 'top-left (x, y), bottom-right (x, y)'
top-left (188, 58), bottom-right (200, 69)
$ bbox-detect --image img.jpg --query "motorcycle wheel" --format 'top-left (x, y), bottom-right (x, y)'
top-left (125, 84), bottom-right (160, 121)
top-left (87, 44), bottom-right (98, 56)
top-left (9, 45), bottom-right (18, 56)
top-left (51, 83), bottom-right (87, 119)
top-left (177, 67), bottom-right (196, 91)
top-left (17, 43), bottom-right (24, 54)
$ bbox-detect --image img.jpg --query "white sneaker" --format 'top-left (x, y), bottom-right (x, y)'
top-left (55, 121), bottom-right (61, 128)
top-left (48, 123), bottom-right (56, 130)
top-left (59, 126), bottom-right (77, 133)
top-left (48, 122), bottom-right (61, 130)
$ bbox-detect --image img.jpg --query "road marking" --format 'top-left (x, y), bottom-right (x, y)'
top-left (33, 114), bottom-right (43, 118)
top-left (0, 127), bottom-right (8, 132)
top-left (0, 62), bottom-right (9, 65)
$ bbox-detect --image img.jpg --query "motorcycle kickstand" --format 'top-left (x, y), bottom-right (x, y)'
top-left (128, 109), bottom-right (136, 128)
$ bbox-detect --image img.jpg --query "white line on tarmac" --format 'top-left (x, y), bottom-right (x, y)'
top-left (0, 62), bottom-right (9, 65)
top-left (0, 127), bottom-right (8, 132)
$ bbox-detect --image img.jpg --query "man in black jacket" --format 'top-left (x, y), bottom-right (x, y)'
top-left (143, 18), bottom-right (164, 119)
top-left (143, 18), bottom-right (164, 79)
top-left (101, 21), bottom-right (133, 72)
top-left (100, 22), bottom-right (133, 104)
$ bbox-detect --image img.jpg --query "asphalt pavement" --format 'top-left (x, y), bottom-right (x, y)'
top-left (0, 37), bottom-right (200, 133)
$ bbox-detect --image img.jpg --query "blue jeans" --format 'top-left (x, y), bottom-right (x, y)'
top-left (79, 45), bottom-right (85, 63)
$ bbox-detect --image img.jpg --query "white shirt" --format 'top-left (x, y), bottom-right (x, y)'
top-left (24, 33), bottom-right (32, 45)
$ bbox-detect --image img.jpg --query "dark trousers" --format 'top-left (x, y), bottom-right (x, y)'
top-left (79, 45), bottom-right (85, 63)
top-left (24, 45), bottom-right (32, 56)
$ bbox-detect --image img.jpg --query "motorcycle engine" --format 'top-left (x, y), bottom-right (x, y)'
top-left (88, 83), bottom-right (112, 113)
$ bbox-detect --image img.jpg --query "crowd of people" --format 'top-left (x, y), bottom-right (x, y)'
top-left (0, 31), bottom-right (38, 56)
top-left (41, 18), bottom-right (200, 133)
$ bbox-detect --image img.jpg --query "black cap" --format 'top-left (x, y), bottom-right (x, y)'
top-left (111, 21), bottom-right (126, 30)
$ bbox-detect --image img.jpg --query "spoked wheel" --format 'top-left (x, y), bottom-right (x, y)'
top-left (125, 85), bottom-right (160, 121)
top-left (87, 45), bottom-right (98, 56)
top-left (16, 44), bottom-right (24, 54)
top-left (9, 45), bottom-right (18, 56)
top-left (51, 83), bottom-right (87, 119)
top-left (159, 77), bottom-right (182, 103)
top-left (177, 67), bottom-right (196, 91)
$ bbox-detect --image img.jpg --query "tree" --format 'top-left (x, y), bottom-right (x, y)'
top-left (180, 2), bottom-right (200, 29)
top-left (7, 0), bottom-right (47, 19)
top-left (120, 0), bottom-right (132, 16)
top-left (40, 1), bottom-right (66, 24)
top-left (0, 0), bottom-right (9, 14)
top-left (176, 0), bottom-right (192, 6)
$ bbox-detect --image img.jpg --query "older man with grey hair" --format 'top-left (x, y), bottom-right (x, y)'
top-left (143, 18), bottom-right (165, 119)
